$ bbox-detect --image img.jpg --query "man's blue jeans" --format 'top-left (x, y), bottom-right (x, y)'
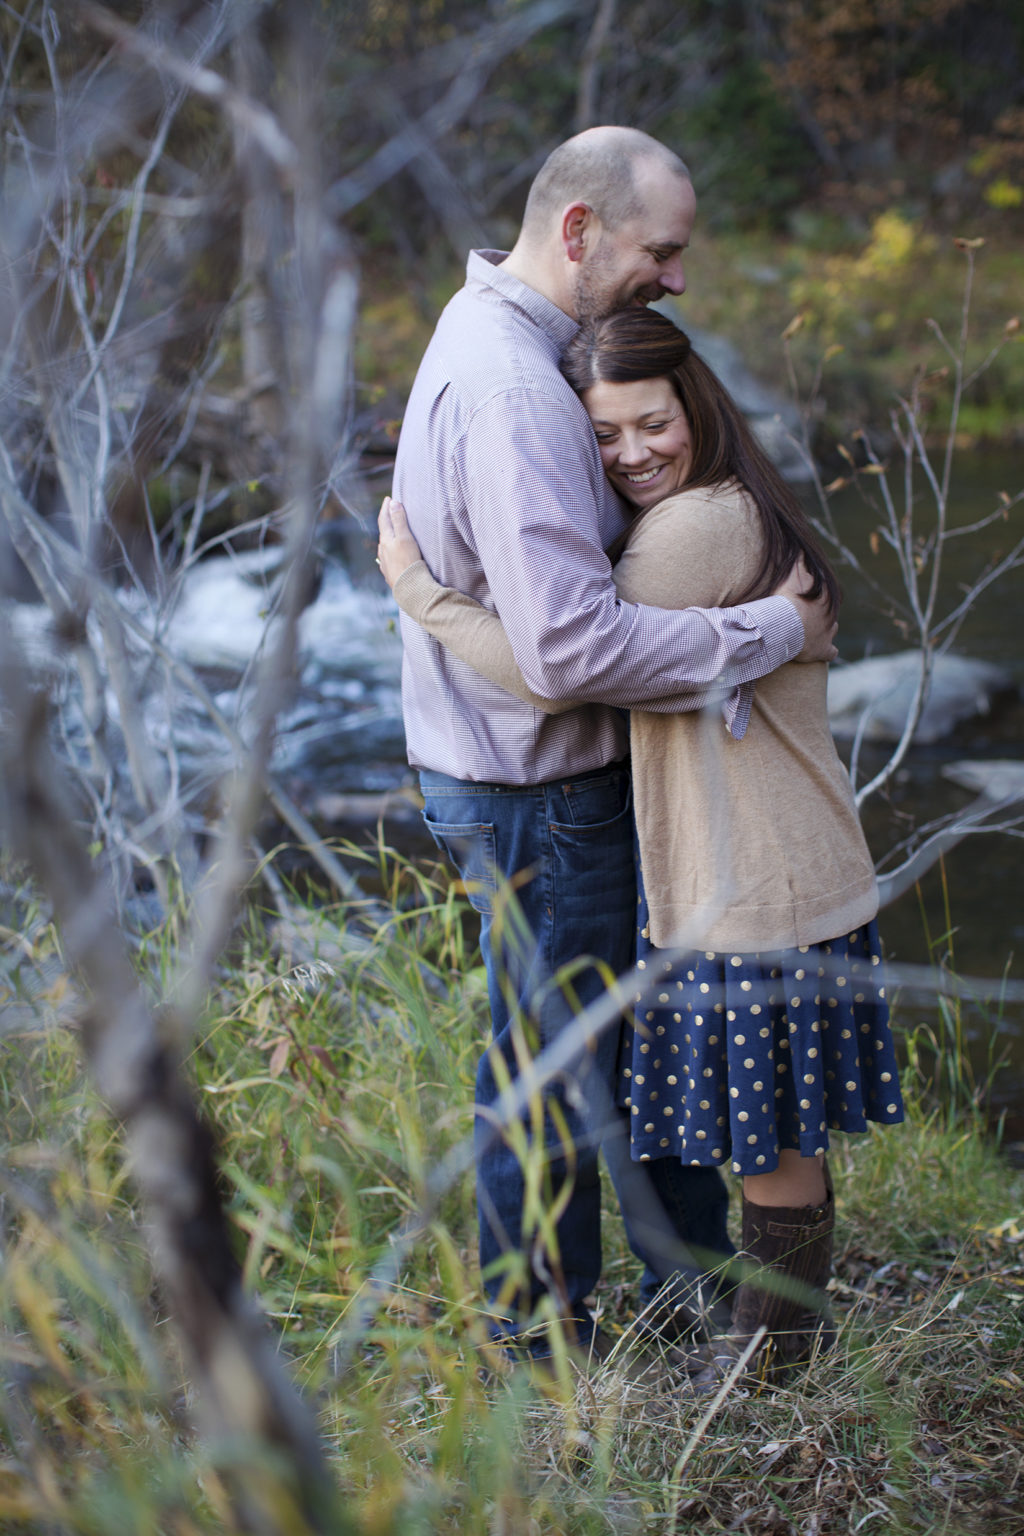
top-left (420, 761), bottom-right (733, 1350)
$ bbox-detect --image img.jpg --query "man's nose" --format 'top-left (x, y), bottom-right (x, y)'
top-left (659, 258), bottom-right (686, 295)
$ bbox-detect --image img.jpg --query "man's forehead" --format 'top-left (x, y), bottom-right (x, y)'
top-left (630, 163), bottom-right (695, 240)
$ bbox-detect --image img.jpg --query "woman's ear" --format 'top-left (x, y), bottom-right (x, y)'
top-left (560, 201), bottom-right (594, 263)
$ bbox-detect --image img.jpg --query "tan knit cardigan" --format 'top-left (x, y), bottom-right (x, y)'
top-left (392, 479), bottom-right (878, 953)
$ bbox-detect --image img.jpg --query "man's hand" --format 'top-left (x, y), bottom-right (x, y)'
top-left (775, 558), bottom-right (839, 663)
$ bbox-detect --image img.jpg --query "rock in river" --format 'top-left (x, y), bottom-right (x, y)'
top-left (827, 650), bottom-right (1017, 744)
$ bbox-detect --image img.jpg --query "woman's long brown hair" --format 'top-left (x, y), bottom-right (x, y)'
top-left (562, 309), bottom-right (840, 615)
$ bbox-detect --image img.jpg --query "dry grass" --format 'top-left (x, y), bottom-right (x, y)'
top-left (0, 852), bottom-right (1022, 1534)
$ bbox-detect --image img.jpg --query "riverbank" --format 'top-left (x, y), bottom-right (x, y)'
top-left (356, 217), bottom-right (1023, 453)
top-left (0, 867), bottom-right (1021, 1532)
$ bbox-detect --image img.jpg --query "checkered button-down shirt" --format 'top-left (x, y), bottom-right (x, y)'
top-left (392, 251), bottom-right (803, 785)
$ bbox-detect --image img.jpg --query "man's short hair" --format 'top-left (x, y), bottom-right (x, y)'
top-left (521, 127), bottom-right (691, 238)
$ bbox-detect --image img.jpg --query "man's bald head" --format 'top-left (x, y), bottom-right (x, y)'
top-left (521, 126), bottom-right (691, 242)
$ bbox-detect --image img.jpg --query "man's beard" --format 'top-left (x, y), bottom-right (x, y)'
top-left (573, 243), bottom-right (622, 326)
top-left (573, 244), bottom-right (658, 327)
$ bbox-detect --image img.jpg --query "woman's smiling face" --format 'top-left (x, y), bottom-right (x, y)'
top-left (582, 376), bottom-right (693, 510)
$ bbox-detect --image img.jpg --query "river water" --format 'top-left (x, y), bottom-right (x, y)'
top-left (804, 450), bottom-right (1024, 1144)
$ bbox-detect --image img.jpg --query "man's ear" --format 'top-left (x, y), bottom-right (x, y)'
top-left (560, 201), bottom-right (595, 263)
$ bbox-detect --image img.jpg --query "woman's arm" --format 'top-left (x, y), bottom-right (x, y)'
top-left (377, 497), bottom-right (576, 714)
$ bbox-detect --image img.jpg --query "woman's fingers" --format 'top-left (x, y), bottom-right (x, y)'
top-left (375, 496), bottom-right (422, 589)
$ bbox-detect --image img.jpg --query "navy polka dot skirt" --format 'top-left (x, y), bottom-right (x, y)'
top-left (620, 890), bottom-right (905, 1174)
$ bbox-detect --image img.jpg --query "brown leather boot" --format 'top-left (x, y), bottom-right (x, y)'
top-left (688, 1191), bottom-right (835, 1389)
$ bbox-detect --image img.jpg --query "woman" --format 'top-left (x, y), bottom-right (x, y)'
top-left (377, 309), bottom-right (904, 1384)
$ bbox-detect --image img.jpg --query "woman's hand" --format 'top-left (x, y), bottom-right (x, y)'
top-left (376, 496), bottom-right (425, 590)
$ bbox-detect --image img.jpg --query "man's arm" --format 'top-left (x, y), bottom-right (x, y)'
top-left (454, 389), bottom-right (805, 717)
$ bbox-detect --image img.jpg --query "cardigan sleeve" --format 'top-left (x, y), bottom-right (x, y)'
top-left (391, 561), bottom-right (575, 714)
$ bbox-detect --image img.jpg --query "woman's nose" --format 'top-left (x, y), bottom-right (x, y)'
top-left (616, 432), bottom-right (648, 465)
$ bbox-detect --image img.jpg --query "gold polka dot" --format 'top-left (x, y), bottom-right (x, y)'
top-left (658, 992), bottom-right (670, 1004)
top-left (696, 1129), bottom-right (707, 1140)
top-left (734, 1034), bottom-right (746, 1046)
top-left (637, 960), bottom-right (646, 970)
top-left (881, 1072), bottom-right (891, 1083)
top-left (803, 1074), bottom-right (815, 1085)
top-left (846, 1080), bottom-right (856, 1091)
top-left (730, 955), bottom-right (742, 967)
top-left (738, 1111), bottom-right (749, 1122)
top-left (644, 1122), bottom-right (655, 1133)
top-left (744, 1058), bottom-right (755, 1069)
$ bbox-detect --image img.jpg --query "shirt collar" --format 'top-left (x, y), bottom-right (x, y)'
top-left (466, 249), bottom-right (579, 351)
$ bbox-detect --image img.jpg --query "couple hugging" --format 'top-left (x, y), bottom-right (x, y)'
top-left (376, 125), bottom-right (903, 1388)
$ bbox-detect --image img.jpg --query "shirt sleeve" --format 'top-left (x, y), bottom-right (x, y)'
top-left (456, 388), bottom-right (804, 725)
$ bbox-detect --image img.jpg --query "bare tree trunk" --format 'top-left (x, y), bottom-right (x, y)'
top-left (575, 0), bottom-right (618, 131)
top-left (0, 647), bottom-right (339, 1535)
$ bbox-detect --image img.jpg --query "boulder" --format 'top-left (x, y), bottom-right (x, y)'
top-left (827, 650), bottom-right (1017, 743)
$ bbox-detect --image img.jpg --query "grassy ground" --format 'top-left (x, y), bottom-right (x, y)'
top-left (0, 845), bottom-right (1022, 1534)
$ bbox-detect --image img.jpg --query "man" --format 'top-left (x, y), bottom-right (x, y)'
top-left (386, 126), bottom-right (836, 1359)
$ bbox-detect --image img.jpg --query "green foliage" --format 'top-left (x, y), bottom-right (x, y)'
top-left (659, 56), bottom-right (815, 229)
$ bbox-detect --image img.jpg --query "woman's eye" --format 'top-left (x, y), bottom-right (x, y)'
top-left (645, 421), bottom-right (668, 432)
top-left (593, 432), bottom-right (617, 443)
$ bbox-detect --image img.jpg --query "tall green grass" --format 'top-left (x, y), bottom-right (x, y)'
top-left (1, 846), bottom-right (1021, 1533)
